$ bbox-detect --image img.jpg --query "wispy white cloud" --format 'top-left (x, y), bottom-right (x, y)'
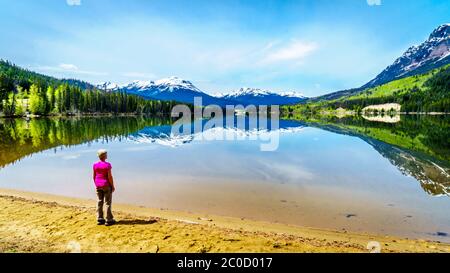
top-left (30, 64), bottom-right (107, 76)
top-left (260, 40), bottom-right (318, 65)
top-left (59, 63), bottom-right (78, 70)
top-left (259, 40), bottom-right (282, 54)
top-left (367, 0), bottom-right (382, 6)
top-left (195, 39), bottom-right (318, 72)
top-left (256, 160), bottom-right (315, 182)
top-left (62, 154), bottom-right (81, 160)
top-left (123, 145), bottom-right (158, 152)
top-left (66, 0), bottom-right (81, 6)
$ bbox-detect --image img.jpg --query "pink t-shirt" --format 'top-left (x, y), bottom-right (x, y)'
top-left (93, 161), bottom-right (112, 188)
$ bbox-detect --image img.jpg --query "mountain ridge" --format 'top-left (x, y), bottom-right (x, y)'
top-left (100, 77), bottom-right (234, 106)
top-left (363, 23), bottom-right (450, 89)
top-left (215, 87), bottom-right (306, 105)
top-left (98, 79), bottom-right (307, 106)
top-left (311, 23), bottom-right (450, 102)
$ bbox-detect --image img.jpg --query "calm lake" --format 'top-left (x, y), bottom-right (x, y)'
top-left (0, 115), bottom-right (449, 242)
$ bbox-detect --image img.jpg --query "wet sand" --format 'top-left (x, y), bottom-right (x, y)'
top-left (0, 188), bottom-right (448, 253)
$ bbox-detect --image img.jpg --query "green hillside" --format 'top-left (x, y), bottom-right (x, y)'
top-left (284, 64), bottom-right (450, 113)
top-left (0, 60), bottom-right (95, 90)
top-left (0, 60), bottom-right (183, 117)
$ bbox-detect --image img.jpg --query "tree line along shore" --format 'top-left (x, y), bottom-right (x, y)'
top-left (0, 60), bottom-right (182, 118)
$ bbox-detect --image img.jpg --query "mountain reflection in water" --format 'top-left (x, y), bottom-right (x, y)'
top-left (0, 115), bottom-right (448, 197)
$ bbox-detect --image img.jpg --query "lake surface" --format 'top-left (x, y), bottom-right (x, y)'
top-left (0, 115), bottom-right (449, 242)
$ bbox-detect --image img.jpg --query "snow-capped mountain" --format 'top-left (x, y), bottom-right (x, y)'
top-left (363, 23), bottom-right (450, 88)
top-left (216, 87), bottom-right (307, 105)
top-left (99, 78), bottom-right (306, 106)
top-left (100, 77), bottom-right (233, 106)
top-left (122, 77), bottom-right (202, 93)
top-left (96, 81), bottom-right (121, 92)
top-left (279, 91), bottom-right (307, 98)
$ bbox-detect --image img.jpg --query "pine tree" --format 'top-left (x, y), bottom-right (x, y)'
top-left (46, 86), bottom-right (56, 113)
top-left (29, 84), bottom-right (45, 114)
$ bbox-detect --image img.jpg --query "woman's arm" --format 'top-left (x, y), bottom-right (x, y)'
top-left (108, 169), bottom-right (115, 192)
top-left (93, 168), bottom-right (96, 182)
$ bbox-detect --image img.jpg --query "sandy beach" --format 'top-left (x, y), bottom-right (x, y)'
top-left (0, 188), bottom-right (448, 253)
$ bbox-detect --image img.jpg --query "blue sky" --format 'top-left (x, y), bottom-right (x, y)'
top-left (0, 0), bottom-right (449, 96)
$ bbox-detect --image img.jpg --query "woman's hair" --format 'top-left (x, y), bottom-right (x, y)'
top-left (97, 149), bottom-right (107, 159)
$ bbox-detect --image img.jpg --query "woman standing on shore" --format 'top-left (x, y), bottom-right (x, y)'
top-left (93, 149), bottom-right (116, 226)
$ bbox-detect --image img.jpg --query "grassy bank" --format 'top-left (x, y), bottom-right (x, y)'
top-left (0, 189), bottom-right (448, 253)
top-left (283, 64), bottom-right (450, 114)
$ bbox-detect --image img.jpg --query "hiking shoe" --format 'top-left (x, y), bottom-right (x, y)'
top-left (105, 220), bottom-right (116, 226)
top-left (97, 219), bottom-right (106, 225)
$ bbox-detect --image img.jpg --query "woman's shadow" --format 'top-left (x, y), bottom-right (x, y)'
top-left (116, 219), bottom-right (158, 225)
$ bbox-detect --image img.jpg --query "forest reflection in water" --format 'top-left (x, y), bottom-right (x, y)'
top-left (0, 115), bottom-right (449, 197)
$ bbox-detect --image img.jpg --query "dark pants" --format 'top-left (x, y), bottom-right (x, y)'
top-left (96, 186), bottom-right (114, 222)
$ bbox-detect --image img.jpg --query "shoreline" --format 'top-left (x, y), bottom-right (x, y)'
top-left (287, 111), bottom-right (450, 116)
top-left (0, 112), bottom-right (170, 119)
top-left (1, 111), bottom-right (449, 119)
top-left (0, 188), bottom-right (448, 253)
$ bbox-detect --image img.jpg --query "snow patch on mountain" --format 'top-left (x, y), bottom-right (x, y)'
top-left (364, 23), bottom-right (450, 88)
top-left (279, 91), bottom-right (306, 98)
top-left (154, 77), bottom-right (201, 92)
top-left (214, 87), bottom-right (307, 105)
top-left (119, 77), bottom-right (202, 93)
top-left (221, 87), bottom-right (272, 98)
top-left (218, 88), bottom-right (305, 99)
top-left (123, 80), bottom-right (153, 90)
top-left (96, 81), bottom-right (121, 91)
